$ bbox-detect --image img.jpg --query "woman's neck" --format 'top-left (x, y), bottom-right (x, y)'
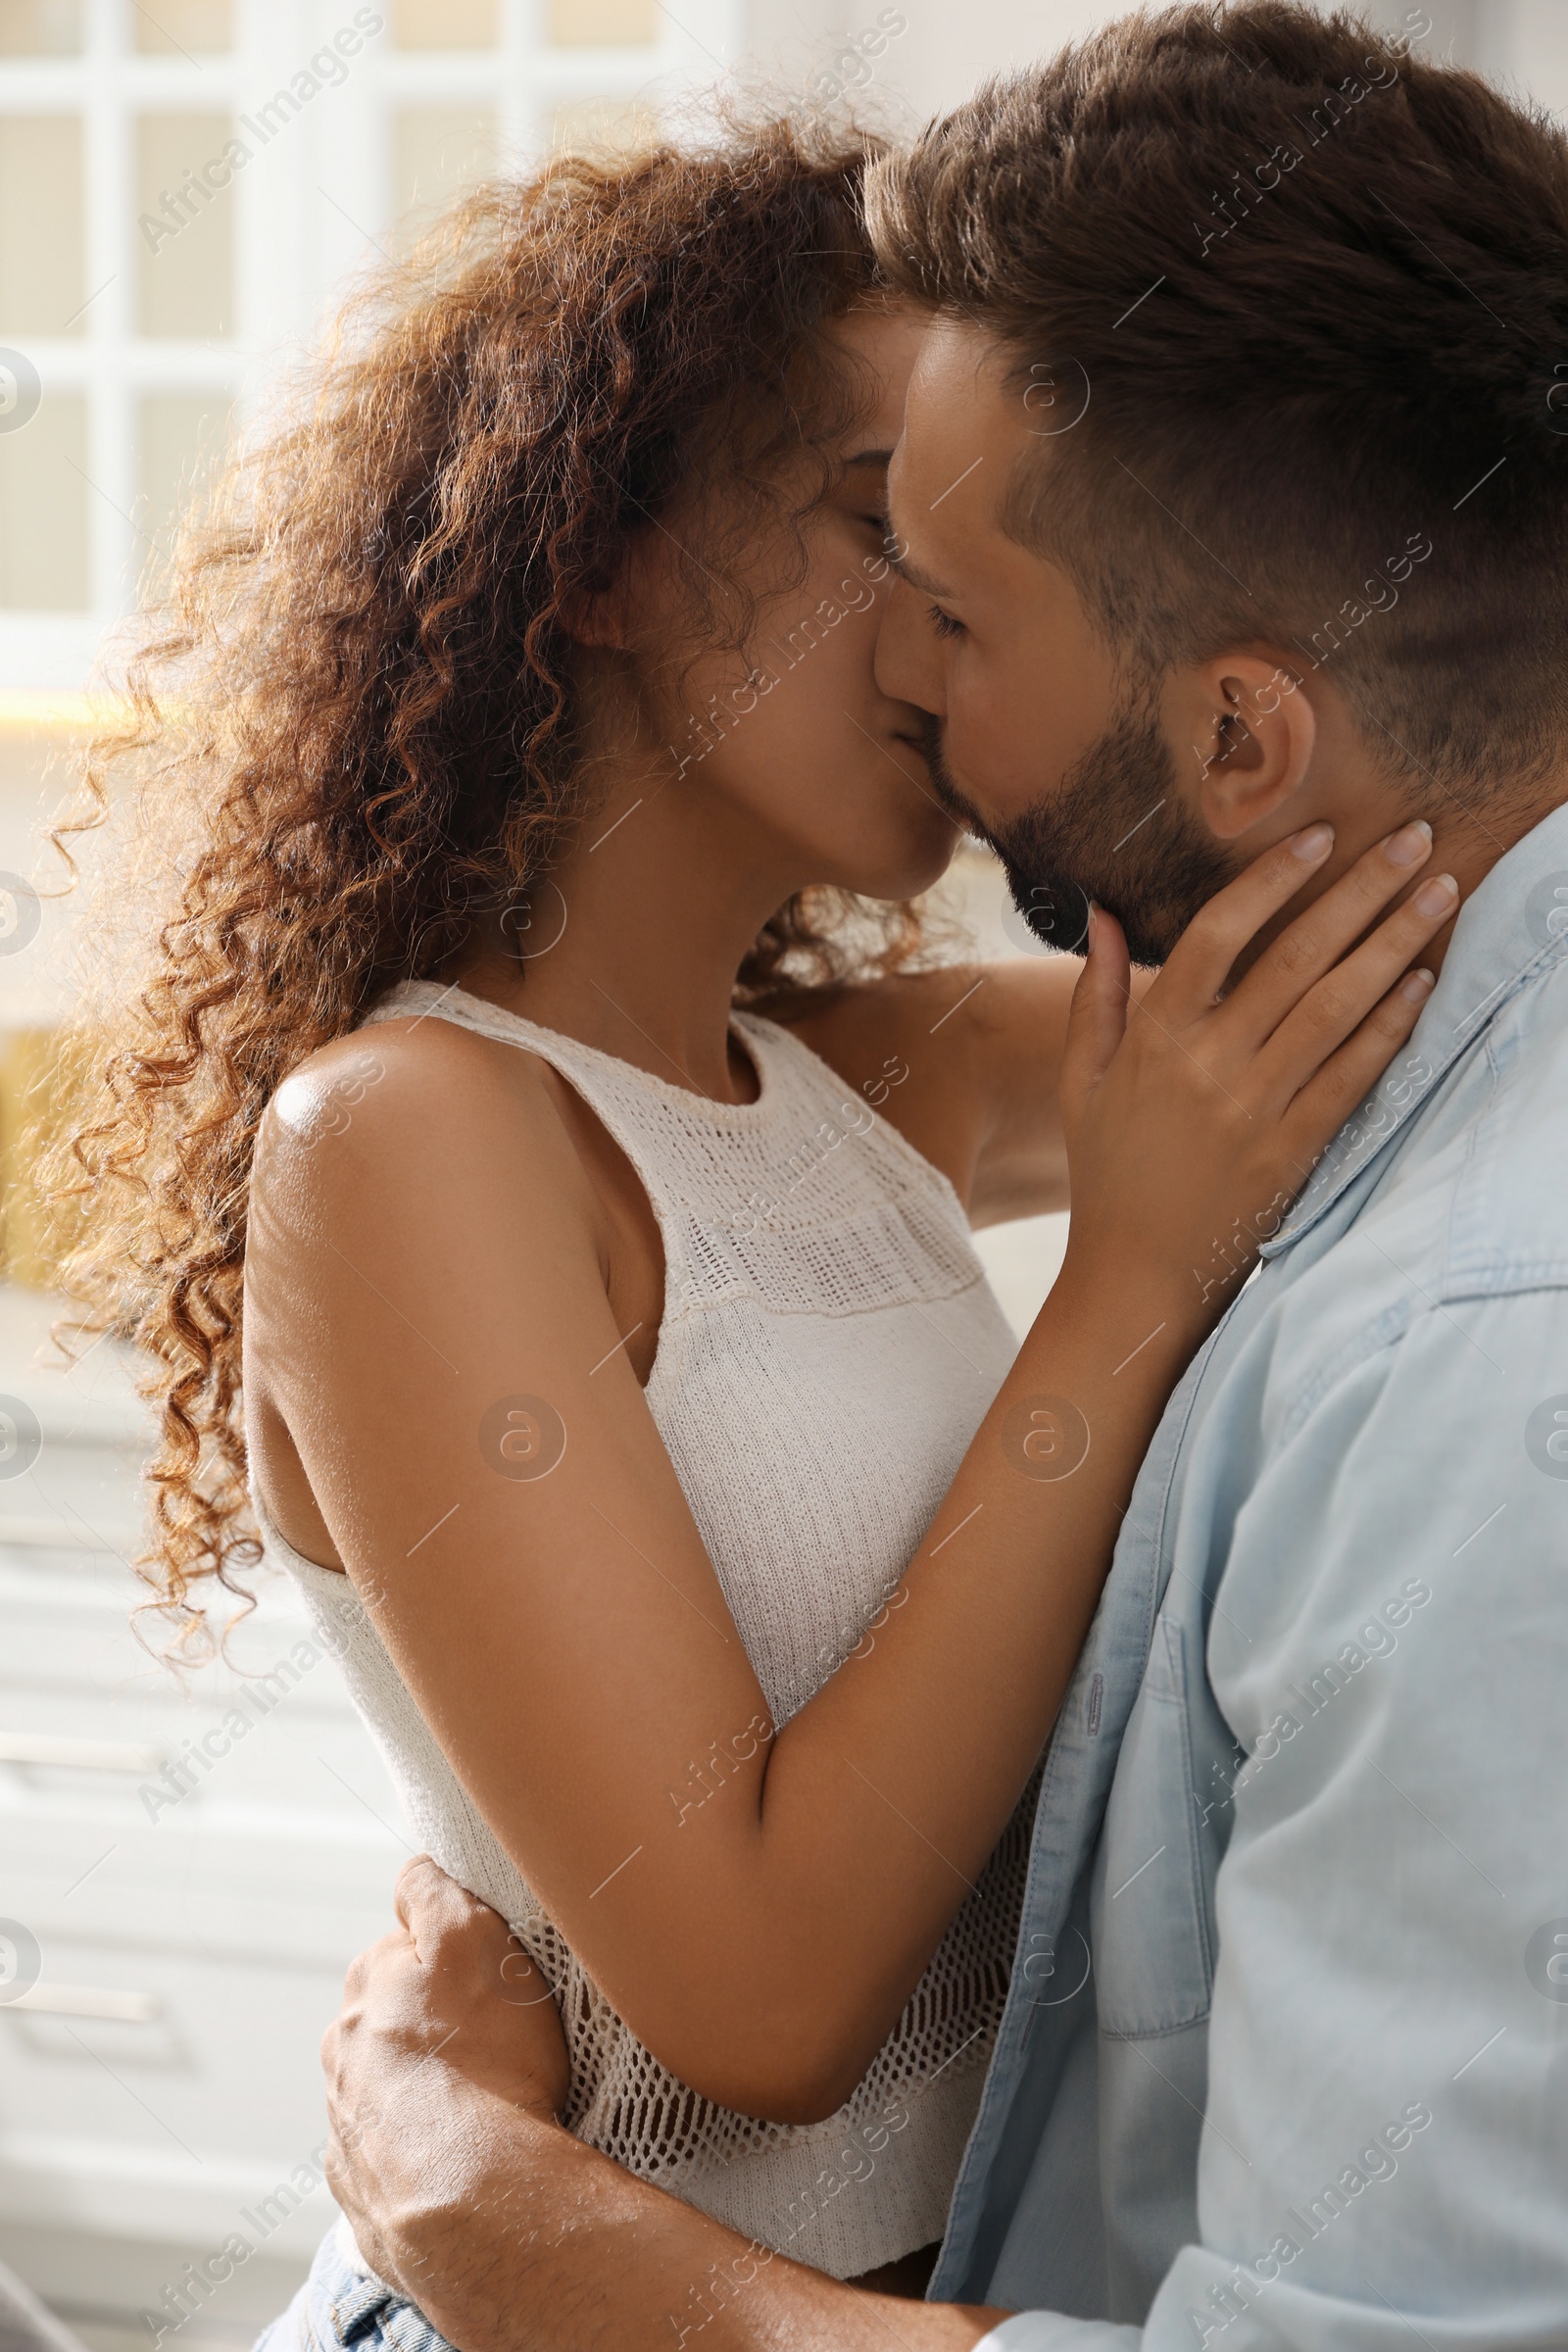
top-left (445, 756), bottom-right (804, 1105)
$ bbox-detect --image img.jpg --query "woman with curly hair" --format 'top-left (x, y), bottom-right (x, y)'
top-left (48, 119), bottom-right (1446, 2318)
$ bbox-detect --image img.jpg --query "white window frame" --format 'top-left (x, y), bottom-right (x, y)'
top-left (0, 0), bottom-right (743, 693)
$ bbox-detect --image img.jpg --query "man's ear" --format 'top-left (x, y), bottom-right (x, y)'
top-left (1180, 651), bottom-right (1317, 842)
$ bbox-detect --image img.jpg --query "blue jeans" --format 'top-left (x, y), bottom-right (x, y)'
top-left (255, 2226), bottom-right (457, 2352)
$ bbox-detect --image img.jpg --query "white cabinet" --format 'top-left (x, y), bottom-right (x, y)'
top-left (0, 1288), bottom-right (409, 2320)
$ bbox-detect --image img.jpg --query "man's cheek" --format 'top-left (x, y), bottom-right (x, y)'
top-left (951, 675), bottom-right (1061, 820)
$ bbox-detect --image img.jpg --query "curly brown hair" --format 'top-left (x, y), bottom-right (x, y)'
top-left (40, 118), bottom-right (929, 1656)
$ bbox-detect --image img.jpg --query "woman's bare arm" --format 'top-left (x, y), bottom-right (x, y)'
top-left (784, 954), bottom-right (1073, 1226)
top-left (248, 826), bottom-right (1450, 2124)
top-left (788, 950), bottom-right (1158, 1230)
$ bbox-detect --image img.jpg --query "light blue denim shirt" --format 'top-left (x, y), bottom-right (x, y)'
top-left (948, 802), bottom-right (1568, 2351)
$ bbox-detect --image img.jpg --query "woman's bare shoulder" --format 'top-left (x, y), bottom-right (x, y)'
top-left (769, 968), bottom-right (963, 1080)
top-left (266, 1006), bottom-right (536, 1133)
top-left (251, 1007), bottom-right (594, 1244)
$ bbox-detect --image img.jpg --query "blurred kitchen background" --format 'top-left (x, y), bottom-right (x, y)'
top-left (0, 0), bottom-right (1556, 2343)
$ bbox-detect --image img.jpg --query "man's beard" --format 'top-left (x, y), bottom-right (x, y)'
top-left (917, 690), bottom-right (1236, 968)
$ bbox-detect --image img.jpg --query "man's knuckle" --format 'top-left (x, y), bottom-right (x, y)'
top-left (399, 1851), bottom-right (440, 1900)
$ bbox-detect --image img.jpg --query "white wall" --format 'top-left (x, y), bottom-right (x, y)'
top-left (750, 0), bottom-right (1568, 139)
top-left (1484, 0), bottom-right (1568, 112)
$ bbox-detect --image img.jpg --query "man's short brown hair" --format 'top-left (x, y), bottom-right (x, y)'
top-left (867, 3), bottom-right (1568, 795)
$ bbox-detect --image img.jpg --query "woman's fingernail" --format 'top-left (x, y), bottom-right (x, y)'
top-left (1087, 901), bottom-right (1100, 949)
top-left (1384, 819), bottom-right (1434, 867)
top-left (1414, 873), bottom-right (1459, 917)
top-left (1291, 822), bottom-right (1335, 861)
top-left (1400, 967), bottom-right (1436, 1004)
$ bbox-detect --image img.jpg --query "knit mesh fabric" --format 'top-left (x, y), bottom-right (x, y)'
top-left (265, 979), bottom-right (1041, 2278)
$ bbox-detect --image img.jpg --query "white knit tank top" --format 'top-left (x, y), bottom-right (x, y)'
top-left (256, 977), bottom-right (1038, 2279)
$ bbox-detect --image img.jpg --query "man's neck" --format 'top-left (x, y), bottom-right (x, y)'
top-left (1415, 770), bottom-right (1568, 975)
top-left (1232, 767), bottom-right (1568, 988)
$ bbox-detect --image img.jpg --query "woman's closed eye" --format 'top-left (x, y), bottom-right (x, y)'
top-left (927, 604), bottom-right (965, 641)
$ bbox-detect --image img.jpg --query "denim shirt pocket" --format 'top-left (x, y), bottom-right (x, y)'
top-left (1091, 1614), bottom-right (1214, 2037)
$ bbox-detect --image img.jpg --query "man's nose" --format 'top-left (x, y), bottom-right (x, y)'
top-left (874, 574), bottom-right (944, 718)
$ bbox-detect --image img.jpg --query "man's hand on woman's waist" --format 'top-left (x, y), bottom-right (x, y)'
top-left (322, 1855), bottom-right (1007, 2351)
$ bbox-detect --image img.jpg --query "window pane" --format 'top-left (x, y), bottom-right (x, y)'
top-left (549, 95), bottom-right (653, 151)
top-left (549, 0), bottom-right (658, 45)
top-left (393, 0), bottom-right (497, 44)
top-left (137, 391), bottom-right (229, 575)
top-left (393, 106), bottom-right (501, 233)
top-left (0, 3), bottom-right (82, 56)
top-left (0, 118), bottom-right (84, 338)
top-left (136, 113), bottom-right (234, 339)
top-left (0, 391), bottom-right (88, 610)
top-left (132, 0), bottom-right (232, 52)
